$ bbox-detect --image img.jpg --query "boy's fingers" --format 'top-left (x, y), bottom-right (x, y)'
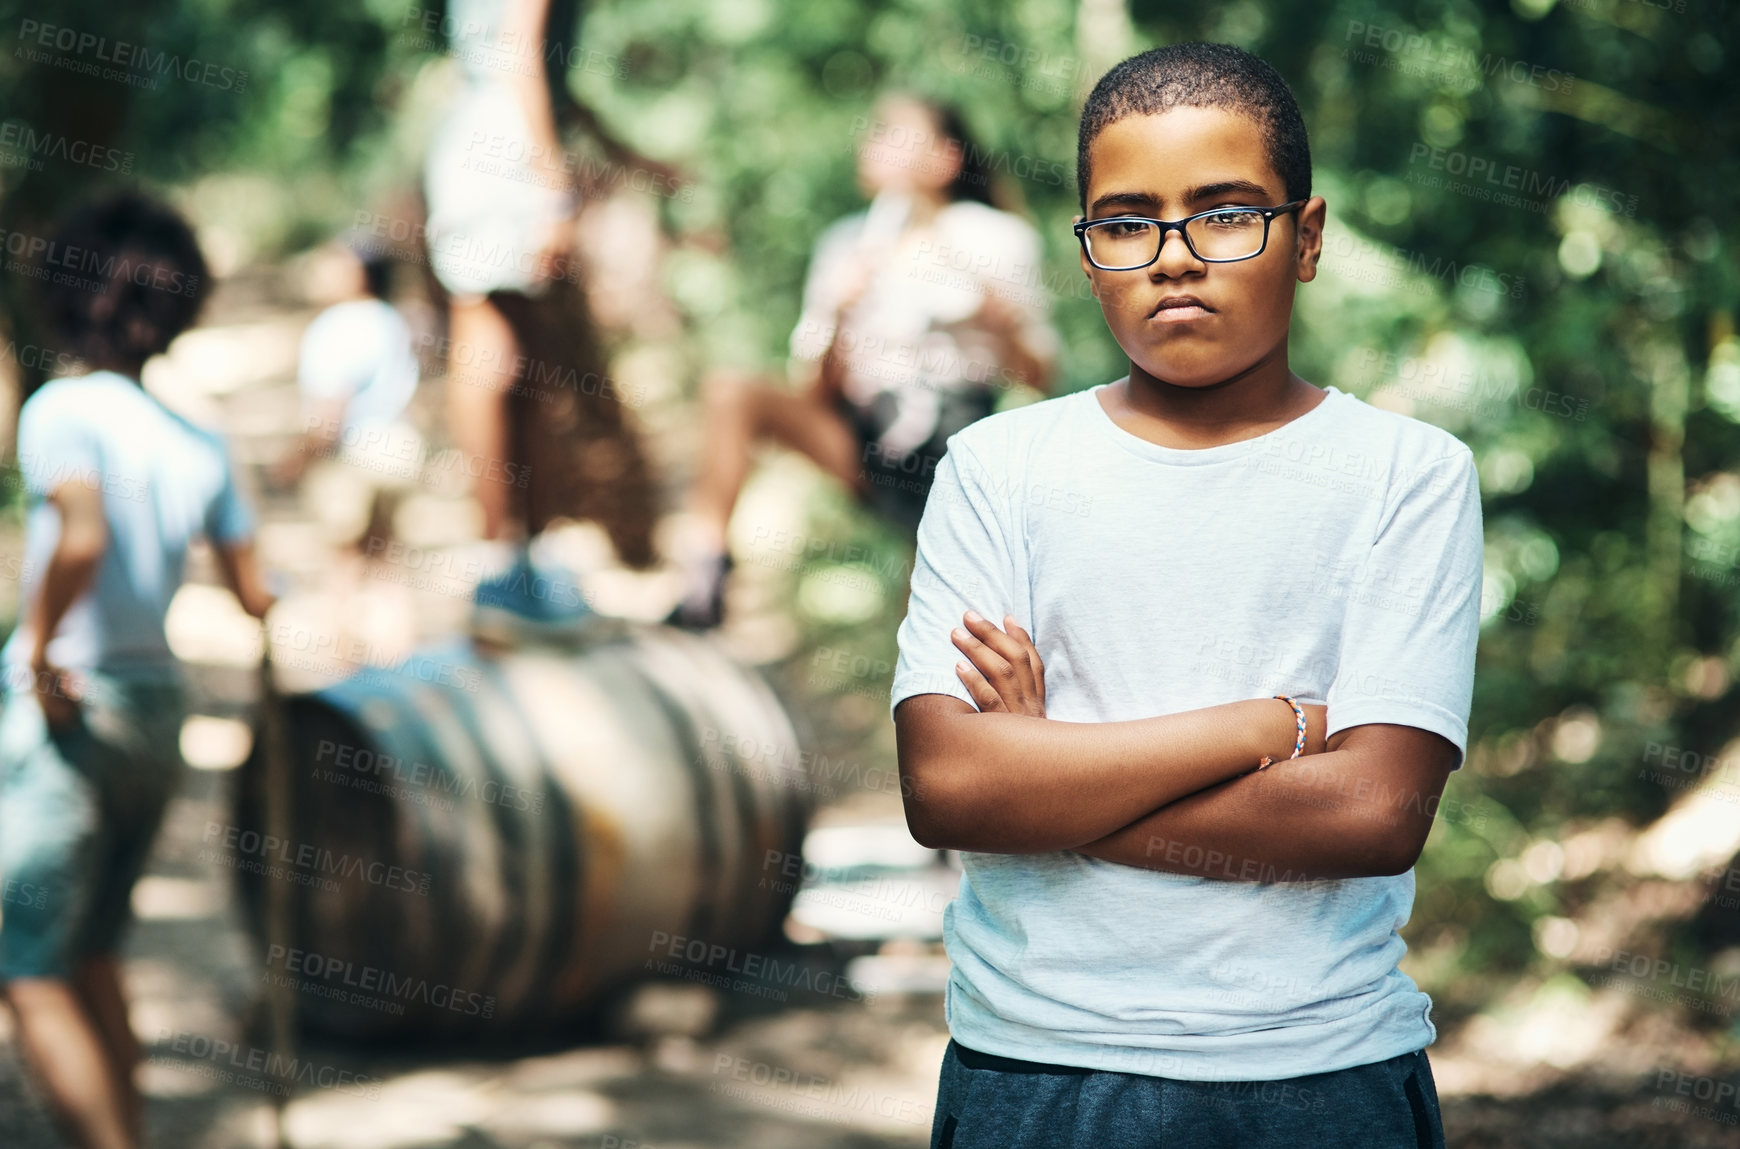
top-left (953, 626), bottom-right (1034, 710)
top-left (952, 625), bottom-right (1014, 682)
top-left (963, 613), bottom-right (1031, 683)
top-left (956, 662), bottom-right (1004, 713)
top-left (1004, 620), bottom-right (1041, 653)
top-left (1001, 616), bottom-right (1042, 671)
top-left (1002, 616), bottom-right (1046, 704)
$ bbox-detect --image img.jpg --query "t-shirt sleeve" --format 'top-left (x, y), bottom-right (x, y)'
top-left (891, 439), bottom-right (1029, 716)
top-left (16, 394), bottom-right (100, 498)
top-left (1324, 449), bottom-right (1484, 768)
top-left (205, 441), bottom-right (257, 546)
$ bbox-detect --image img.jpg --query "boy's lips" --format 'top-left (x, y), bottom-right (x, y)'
top-left (1150, 294), bottom-right (1214, 322)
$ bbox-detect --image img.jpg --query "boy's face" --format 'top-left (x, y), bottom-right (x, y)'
top-left (1077, 107), bottom-right (1324, 389)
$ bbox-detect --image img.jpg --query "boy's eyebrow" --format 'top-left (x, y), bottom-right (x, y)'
top-left (1184, 179), bottom-right (1274, 203)
top-left (1089, 179), bottom-right (1277, 217)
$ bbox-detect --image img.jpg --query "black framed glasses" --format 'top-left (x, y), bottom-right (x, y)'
top-left (1073, 201), bottom-right (1307, 270)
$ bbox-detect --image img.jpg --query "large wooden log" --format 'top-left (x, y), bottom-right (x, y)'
top-left (234, 622), bottom-right (812, 1039)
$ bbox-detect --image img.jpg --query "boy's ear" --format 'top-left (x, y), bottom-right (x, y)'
top-left (1294, 196), bottom-right (1327, 284)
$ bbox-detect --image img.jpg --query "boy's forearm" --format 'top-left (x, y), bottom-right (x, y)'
top-left (31, 548), bottom-right (101, 663)
top-left (1073, 747), bottom-right (1437, 880)
top-left (216, 542), bottom-right (276, 620)
top-left (896, 695), bottom-right (1294, 853)
top-left (29, 488), bottom-right (106, 662)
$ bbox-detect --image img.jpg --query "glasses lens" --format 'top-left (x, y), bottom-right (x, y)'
top-left (1184, 209), bottom-right (1266, 260)
top-left (1083, 220), bottom-right (1160, 270)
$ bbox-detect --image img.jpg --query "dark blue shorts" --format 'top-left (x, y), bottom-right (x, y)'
top-left (930, 1039), bottom-right (1445, 1149)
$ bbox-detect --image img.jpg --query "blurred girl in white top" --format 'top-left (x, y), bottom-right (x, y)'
top-left (671, 93), bottom-right (1061, 627)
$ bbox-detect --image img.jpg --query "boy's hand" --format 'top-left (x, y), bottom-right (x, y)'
top-left (29, 651), bottom-right (82, 731)
top-left (952, 611), bottom-right (1045, 717)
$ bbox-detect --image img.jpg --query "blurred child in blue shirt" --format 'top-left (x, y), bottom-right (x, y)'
top-left (0, 192), bottom-right (274, 1149)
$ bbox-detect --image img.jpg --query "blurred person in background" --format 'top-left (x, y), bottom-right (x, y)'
top-left (669, 92), bottom-right (1060, 629)
top-left (271, 238), bottom-right (423, 556)
top-left (423, 0), bottom-right (661, 640)
top-left (0, 192), bottom-right (274, 1149)
top-left (273, 239), bottom-right (421, 485)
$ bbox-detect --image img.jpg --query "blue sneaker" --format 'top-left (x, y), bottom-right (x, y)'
top-left (471, 547), bottom-right (596, 645)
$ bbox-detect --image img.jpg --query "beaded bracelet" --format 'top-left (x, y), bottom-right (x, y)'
top-left (1257, 695), bottom-right (1307, 770)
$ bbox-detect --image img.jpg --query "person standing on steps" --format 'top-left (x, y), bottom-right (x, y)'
top-left (0, 192), bottom-right (275, 1149)
top-left (668, 92), bottom-right (1060, 629)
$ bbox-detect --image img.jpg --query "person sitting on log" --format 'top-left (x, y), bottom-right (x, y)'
top-left (667, 92), bottom-right (1060, 629)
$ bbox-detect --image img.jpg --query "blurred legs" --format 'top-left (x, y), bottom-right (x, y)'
top-left (5, 974), bottom-right (135, 1149)
top-left (688, 367), bottom-right (864, 546)
top-left (447, 295), bottom-right (522, 544)
top-left (75, 956), bottom-right (143, 1146)
top-left (673, 368), bottom-right (863, 626)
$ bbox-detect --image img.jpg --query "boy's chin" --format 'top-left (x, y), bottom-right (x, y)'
top-left (1128, 357), bottom-right (1240, 390)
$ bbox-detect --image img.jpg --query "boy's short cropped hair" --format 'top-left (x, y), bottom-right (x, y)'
top-left (1076, 42), bottom-right (1312, 210)
top-left (40, 191), bottom-right (209, 369)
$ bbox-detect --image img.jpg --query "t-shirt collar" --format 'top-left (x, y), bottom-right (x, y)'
top-left (1081, 380), bottom-right (1345, 467)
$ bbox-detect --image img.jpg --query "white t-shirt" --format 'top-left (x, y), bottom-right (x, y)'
top-left (298, 299), bottom-right (419, 433)
top-left (891, 382), bottom-right (1484, 1080)
top-left (1, 372), bottom-right (255, 678)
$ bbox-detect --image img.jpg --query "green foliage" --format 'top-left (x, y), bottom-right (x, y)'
top-left (0, 0), bottom-right (430, 387)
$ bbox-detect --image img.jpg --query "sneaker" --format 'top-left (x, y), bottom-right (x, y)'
top-left (665, 549), bottom-right (733, 630)
top-left (471, 547), bottom-right (596, 645)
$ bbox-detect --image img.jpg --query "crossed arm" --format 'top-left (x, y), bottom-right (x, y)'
top-left (893, 612), bottom-right (1459, 880)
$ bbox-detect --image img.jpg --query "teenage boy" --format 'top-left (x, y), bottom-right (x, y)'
top-left (0, 193), bottom-right (274, 1149)
top-left (892, 44), bottom-right (1481, 1148)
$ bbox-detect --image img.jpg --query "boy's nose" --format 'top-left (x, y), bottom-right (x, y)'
top-left (1152, 227), bottom-right (1204, 276)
